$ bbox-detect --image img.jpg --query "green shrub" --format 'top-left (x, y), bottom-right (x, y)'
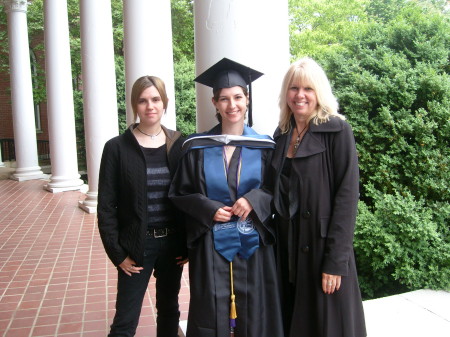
top-left (174, 57), bottom-right (196, 136)
top-left (312, 1), bottom-right (450, 298)
top-left (355, 191), bottom-right (450, 299)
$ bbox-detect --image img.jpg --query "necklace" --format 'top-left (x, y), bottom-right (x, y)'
top-left (293, 124), bottom-right (308, 152)
top-left (136, 126), bottom-right (162, 140)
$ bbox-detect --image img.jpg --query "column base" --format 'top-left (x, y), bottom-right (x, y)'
top-left (10, 172), bottom-right (49, 181)
top-left (78, 200), bottom-right (97, 213)
top-left (44, 174), bottom-right (86, 193)
top-left (44, 182), bottom-right (88, 193)
top-left (78, 190), bottom-right (98, 213)
top-left (10, 166), bottom-right (48, 181)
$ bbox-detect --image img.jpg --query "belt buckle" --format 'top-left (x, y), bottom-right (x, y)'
top-left (154, 228), bottom-right (168, 238)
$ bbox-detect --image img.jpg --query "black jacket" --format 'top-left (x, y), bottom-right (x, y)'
top-left (270, 116), bottom-right (366, 337)
top-left (97, 124), bottom-right (186, 267)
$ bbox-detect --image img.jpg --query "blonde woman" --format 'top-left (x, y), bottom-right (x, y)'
top-left (270, 58), bottom-right (366, 337)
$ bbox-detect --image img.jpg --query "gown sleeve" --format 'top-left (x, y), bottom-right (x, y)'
top-left (169, 149), bottom-right (226, 246)
top-left (169, 146), bottom-right (276, 247)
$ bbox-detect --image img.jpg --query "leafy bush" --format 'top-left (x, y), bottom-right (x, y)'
top-left (174, 57), bottom-right (196, 136)
top-left (115, 55), bottom-right (127, 133)
top-left (355, 190), bottom-right (450, 298)
top-left (303, 1), bottom-right (450, 298)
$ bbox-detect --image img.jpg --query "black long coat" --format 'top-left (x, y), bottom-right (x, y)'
top-left (169, 125), bottom-right (284, 337)
top-left (270, 117), bottom-right (366, 337)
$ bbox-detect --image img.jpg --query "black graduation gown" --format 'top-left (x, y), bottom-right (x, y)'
top-left (169, 125), bottom-right (284, 337)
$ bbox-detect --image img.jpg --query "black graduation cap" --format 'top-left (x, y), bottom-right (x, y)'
top-left (194, 58), bottom-right (264, 127)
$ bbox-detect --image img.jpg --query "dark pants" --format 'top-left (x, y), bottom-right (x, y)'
top-left (108, 235), bottom-right (183, 337)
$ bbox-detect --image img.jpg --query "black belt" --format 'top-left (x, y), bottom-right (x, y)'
top-left (146, 227), bottom-right (176, 238)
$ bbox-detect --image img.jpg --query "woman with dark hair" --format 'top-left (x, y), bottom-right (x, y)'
top-left (98, 75), bottom-right (187, 337)
top-left (169, 58), bottom-right (283, 337)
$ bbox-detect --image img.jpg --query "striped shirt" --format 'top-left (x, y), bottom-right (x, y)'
top-left (141, 144), bottom-right (176, 229)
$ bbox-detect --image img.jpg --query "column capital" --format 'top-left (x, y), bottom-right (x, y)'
top-left (3, 0), bottom-right (30, 13)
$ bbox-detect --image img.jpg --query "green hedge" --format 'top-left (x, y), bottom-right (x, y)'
top-left (314, 3), bottom-right (450, 299)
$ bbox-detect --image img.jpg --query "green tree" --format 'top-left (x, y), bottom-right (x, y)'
top-left (171, 0), bottom-right (194, 62)
top-left (290, 0), bottom-right (450, 298)
top-left (289, 0), bottom-right (369, 59)
top-left (171, 0), bottom-right (196, 135)
top-left (174, 56), bottom-right (196, 136)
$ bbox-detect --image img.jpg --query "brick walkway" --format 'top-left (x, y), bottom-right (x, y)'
top-left (0, 179), bottom-right (190, 337)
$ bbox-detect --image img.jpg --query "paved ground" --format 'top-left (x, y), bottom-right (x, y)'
top-left (0, 177), bottom-right (448, 337)
top-left (363, 289), bottom-right (450, 337)
top-left (0, 178), bottom-right (189, 337)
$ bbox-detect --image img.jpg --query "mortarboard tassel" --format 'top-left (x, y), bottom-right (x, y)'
top-left (248, 80), bottom-right (253, 127)
top-left (230, 262), bottom-right (237, 336)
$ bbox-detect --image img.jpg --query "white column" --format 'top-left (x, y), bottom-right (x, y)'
top-left (0, 146), bottom-right (5, 167)
top-left (194, 0), bottom-right (290, 136)
top-left (4, 0), bottom-right (46, 181)
top-left (123, 0), bottom-right (176, 129)
top-left (78, 0), bottom-right (119, 213)
top-left (43, 0), bottom-right (84, 193)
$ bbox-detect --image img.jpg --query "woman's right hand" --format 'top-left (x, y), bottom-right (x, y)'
top-left (119, 256), bottom-right (144, 276)
top-left (213, 206), bottom-right (233, 222)
top-left (322, 273), bottom-right (342, 294)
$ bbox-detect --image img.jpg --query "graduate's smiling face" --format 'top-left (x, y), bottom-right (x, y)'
top-left (213, 86), bottom-right (248, 126)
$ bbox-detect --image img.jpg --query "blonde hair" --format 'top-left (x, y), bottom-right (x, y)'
top-left (131, 76), bottom-right (168, 122)
top-left (278, 57), bottom-right (344, 133)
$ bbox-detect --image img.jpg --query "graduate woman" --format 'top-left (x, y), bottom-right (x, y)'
top-left (169, 58), bottom-right (283, 337)
top-left (98, 76), bottom-right (188, 337)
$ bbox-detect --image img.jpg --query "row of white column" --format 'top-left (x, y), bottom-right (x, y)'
top-left (4, 0), bottom-right (290, 213)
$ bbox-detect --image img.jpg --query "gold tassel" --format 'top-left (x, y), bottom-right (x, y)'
top-left (230, 293), bottom-right (237, 319)
top-left (230, 261), bottom-right (237, 321)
